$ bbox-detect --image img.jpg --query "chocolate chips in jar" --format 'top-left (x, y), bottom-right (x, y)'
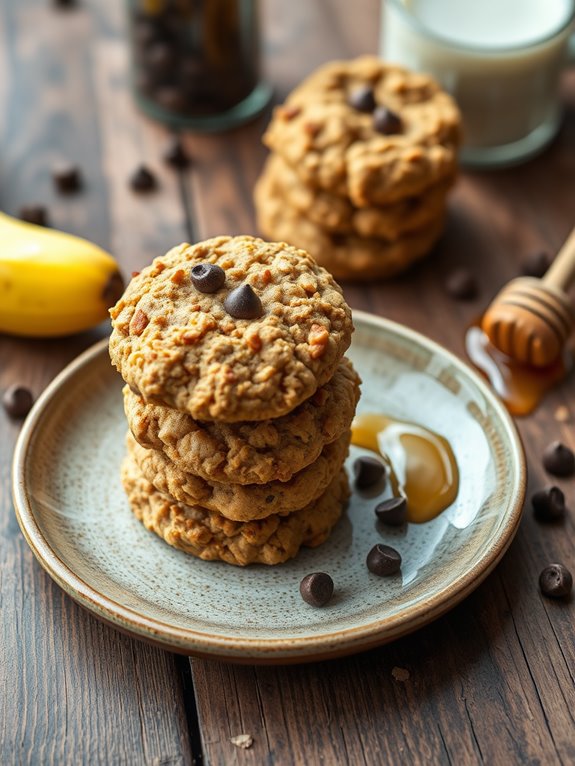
top-left (128, 0), bottom-right (271, 129)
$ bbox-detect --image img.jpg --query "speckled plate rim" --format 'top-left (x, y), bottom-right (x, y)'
top-left (12, 311), bottom-right (526, 663)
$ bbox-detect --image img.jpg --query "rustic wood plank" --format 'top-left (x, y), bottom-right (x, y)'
top-left (0, 1), bottom-right (193, 763)
top-left (187, 1), bottom-right (575, 764)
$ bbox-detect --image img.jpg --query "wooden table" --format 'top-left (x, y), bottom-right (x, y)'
top-left (1, 1), bottom-right (574, 763)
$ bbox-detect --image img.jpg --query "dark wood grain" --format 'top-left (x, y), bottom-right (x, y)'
top-left (0, 2), bottom-right (192, 764)
top-left (1, 0), bottom-right (575, 764)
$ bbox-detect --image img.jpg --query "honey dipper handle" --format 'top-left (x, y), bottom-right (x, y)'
top-left (543, 226), bottom-right (575, 291)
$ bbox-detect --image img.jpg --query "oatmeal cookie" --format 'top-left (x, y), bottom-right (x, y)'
top-left (109, 236), bottom-right (353, 422)
top-left (263, 56), bottom-right (461, 207)
top-left (256, 170), bottom-right (445, 280)
top-left (124, 357), bottom-right (360, 484)
top-left (126, 430), bottom-right (350, 521)
top-left (122, 455), bottom-right (349, 566)
top-left (262, 154), bottom-right (452, 240)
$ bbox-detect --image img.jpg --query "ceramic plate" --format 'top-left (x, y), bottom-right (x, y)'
top-left (13, 311), bottom-right (525, 663)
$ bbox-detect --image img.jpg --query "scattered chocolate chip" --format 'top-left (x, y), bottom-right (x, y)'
top-left (366, 544), bottom-right (402, 576)
top-left (52, 0), bottom-right (77, 8)
top-left (2, 385), bottom-right (34, 419)
top-left (191, 263), bottom-right (225, 293)
top-left (445, 268), bottom-right (479, 300)
top-left (520, 251), bottom-right (552, 278)
top-left (375, 496), bottom-right (407, 526)
top-left (532, 486), bottom-right (566, 522)
top-left (52, 163), bottom-right (82, 193)
top-left (224, 284), bottom-right (263, 319)
top-left (19, 205), bottom-right (49, 226)
top-left (539, 563), bottom-right (573, 598)
top-left (265, 495), bottom-right (274, 503)
top-left (353, 456), bottom-right (386, 490)
top-left (542, 441), bottom-right (575, 477)
top-left (299, 572), bottom-right (334, 607)
top-left (102, 271), bottom-right (125, 306)
top-left (348, 86), bottom-right (376, 113)
top-left (129, 165), bottom-right (157, 192)
top-left (373, 105), bottom-right (402, 134)
top-left (163, 136), bottom-right (190, 168)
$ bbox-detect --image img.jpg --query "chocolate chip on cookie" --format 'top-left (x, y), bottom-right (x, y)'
top-left (373, 105), bottom-right (402, 135)
top-left (348, 85), bottom-right (376, 113)
top-left (224, 284), bottom-right (263, 319)
top-left (191, 263), bottom-right (226, 293)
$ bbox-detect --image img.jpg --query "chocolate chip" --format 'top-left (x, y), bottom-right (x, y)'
top-left (366, 544), bottom-right (402, 576)
top-left (373, 106), bottom-right (402, 134)
top-left (542, 441), bottom-right (575, 477)
top-left (2, 385), bottom-right (34, 419)
top-left (539, 564), bottom-right (573, 598)
top-left (532, 486), bottom-right (566, 522)
top-left (348, 86), bottom-right (376, 113)
top-left (445, 268), bottom-right (479, 300)
top-left (102, 271), bottom-right (125, 306)
top-left (520, 251), bottom-right (552, 278)
top-left (19, 205), bottom-right (49, 226)
top-left (353, 456), bottom-right (386, 490)
top-left (163, 136), bottom-right (190, 168)
top-left (52, 163), bottom-right (82, 193)
top-left (375, 496), bottom-right (407, 526)
top-left (299, 572), bottom-right (334, 607)
top-left (191, 263), bottom-right (225, 293)
top-left (129, 165), bottom-right (157, 192)
top-left (224, 285), bottom-right (263, 319)
top-left (52, 0), bottom-right (77, 8)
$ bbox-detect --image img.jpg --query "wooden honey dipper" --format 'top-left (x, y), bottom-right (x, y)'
top-left (481, 228), bottom-right (575, 367)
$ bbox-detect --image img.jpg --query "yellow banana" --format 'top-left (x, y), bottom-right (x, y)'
top-left (0, 212), bottom-right (124, 337)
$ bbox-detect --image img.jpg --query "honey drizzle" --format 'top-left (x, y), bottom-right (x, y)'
top-left (465, 322), bottom-right (568, 416)
top-left (351, 413), bottom-right (459, 523)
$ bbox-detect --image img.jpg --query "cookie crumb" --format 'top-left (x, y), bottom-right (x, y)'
top-left (554, 406), bottom-right (571, 423)
top-left (391, 666), bottom-right (410, 682)
top-left (230, 734), bottom-right (254, 749)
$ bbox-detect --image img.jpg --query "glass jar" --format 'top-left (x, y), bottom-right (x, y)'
top-left (127, 0), bottom-right (272, 131)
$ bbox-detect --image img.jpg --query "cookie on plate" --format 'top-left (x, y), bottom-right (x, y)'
top-left (109, 236), bottom-right (353, 422)
top-left (122, 455), bottom-right (350, 566)
top-left (126, 430), bottom-right (350, 521)
top-left (124, 357), bottom-right (360, 484)
top-left (263, 56), bottom-right (461, 207)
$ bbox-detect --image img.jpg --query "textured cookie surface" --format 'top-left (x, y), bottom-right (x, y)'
top-left (109, 236), bottom-right (353, 422)
top-left (127, 430), bottom-right (350, 521)
top-left (125, 357), bottom-right (360, 485)
top-left (263, 154), bottom-right (452, 240)
top-left (122, 455), bottom-right (349, 566)
top-left (263, 56), bottom-right (461, 207)
top-left (256, 171), bottom-right (445, 281)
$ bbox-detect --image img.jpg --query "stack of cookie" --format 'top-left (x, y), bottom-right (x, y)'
top-left (109, 235), bottom-right (360, 567)
top-left (255, 56), bottom-right (462, 281)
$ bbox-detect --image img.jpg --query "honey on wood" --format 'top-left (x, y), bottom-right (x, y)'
top-left (351, 413), bottom-right (459, 523)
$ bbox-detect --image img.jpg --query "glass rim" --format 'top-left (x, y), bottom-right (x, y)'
top-left (387, 0), bottom-right (575, 54)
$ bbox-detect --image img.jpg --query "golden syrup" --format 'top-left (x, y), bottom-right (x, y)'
top-left (351, 413), bottom-right (459, 523)
top-left (465, 322), bottom-right (567, 416)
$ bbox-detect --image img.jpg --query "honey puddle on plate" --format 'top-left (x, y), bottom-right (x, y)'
top-left (465, 322), bottom-right (568, 416)
top-left (351, 413), bottom-right (459, 523)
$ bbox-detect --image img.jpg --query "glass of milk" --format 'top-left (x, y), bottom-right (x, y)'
top-left (380, 0), bottom-right (575, 167)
